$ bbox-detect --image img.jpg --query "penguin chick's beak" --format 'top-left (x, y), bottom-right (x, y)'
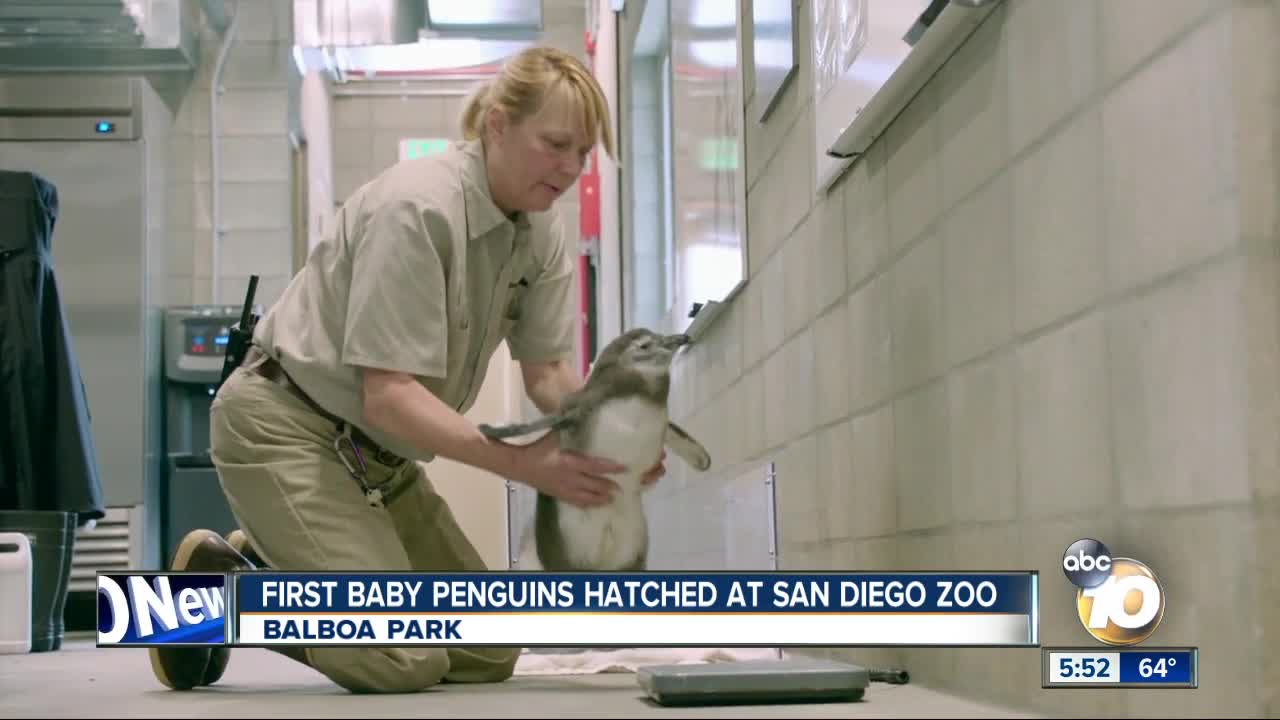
top-left (664, 333), bottom-right (692, 350)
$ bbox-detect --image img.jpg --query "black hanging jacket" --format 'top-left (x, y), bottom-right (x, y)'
top-left (0, 169), bottom-right (105, 523)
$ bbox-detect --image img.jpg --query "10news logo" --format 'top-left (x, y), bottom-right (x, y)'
top-left (1061, 539), bottom-right (1165, 646)
top-left (97, 573), bottom-right (227, 646)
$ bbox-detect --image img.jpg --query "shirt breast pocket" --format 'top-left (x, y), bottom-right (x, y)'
top-left (502, 276), bottom-right (530, 333)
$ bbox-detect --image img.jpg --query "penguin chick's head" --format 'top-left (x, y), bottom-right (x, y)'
top-left (606, 328), bottom-right (691, 371)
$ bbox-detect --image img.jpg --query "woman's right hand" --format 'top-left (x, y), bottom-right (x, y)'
top-left (513, 431), bottom-right (626, 508)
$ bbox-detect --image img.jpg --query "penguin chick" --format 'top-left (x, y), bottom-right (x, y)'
top-left (479, 328), bottom-right (712, 572)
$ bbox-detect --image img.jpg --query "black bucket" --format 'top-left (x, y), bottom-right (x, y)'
top-left (0, 511), bottom-right (76, 652)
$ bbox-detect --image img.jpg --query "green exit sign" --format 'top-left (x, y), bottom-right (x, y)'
top-left (400, 138), bottom-right (451, 160)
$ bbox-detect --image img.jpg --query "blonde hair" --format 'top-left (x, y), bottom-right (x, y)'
top-left (461, 46), bottom-right (615, 160)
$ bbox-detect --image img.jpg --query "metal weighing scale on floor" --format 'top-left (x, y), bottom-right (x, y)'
top-left (635, 658), bottom-right (873, 707)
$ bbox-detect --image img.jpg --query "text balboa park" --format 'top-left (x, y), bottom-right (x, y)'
top-left (261, 617), bottom-right (461, 642)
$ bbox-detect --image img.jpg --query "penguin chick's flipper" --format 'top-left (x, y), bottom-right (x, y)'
top-left (665, 421), bottom-right (712, 471)
top-left (478, 413), bottom-right (567, 439)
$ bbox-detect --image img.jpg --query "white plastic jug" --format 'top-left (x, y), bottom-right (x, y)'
top-left (0, 531), bottom-right (33, 654)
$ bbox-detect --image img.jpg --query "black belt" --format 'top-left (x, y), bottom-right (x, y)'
top-left (242, 346), bottom-right (406, 469)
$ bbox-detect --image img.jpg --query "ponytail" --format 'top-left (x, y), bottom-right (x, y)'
top-left (460, 80), bottom-right (493, 141)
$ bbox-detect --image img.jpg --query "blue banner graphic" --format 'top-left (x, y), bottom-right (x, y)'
top-left (234, 572), bottom-right (1036, 614)
top-left (97, 573), bottom-right (228, 646)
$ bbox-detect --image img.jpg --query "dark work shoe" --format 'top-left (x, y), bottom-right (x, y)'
top-left (199, 529), bottom-right (271, 686)
top-left (149, 529), bottom-right (254, 690)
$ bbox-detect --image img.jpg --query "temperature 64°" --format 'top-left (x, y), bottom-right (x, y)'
top-left (1139, 657), bottom-right (1176, 678)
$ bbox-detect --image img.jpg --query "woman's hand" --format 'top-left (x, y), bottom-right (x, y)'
top-left (515, 431), bottom-right (626, 508)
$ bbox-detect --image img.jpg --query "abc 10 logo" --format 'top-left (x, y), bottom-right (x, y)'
top-left (1062, 539), bottom-right (1165, 646)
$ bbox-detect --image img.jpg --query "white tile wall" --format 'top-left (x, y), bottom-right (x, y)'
top-left (813, 423), bottom-right (848, 543)
top-left (884, 82), bottom-right (940, 252)
top-left (1098, 0), bottom-right (1224, 89)
top-left (782, 327), bottom-right (817, 440)
top-left (781, 216), bottom-right (814, 337)
top-left (812, 180), bottom-right (847, 311)
top-left (774, 433), bottom-right (820, 547)
top-left (193, 181), bottom-right (291, 231)
top-left (1100, 8), bottom-right (1239, 294)
top-left (1108, 257), bottom-right (1251, 509)
top-left (1246, 255), bottom-right (1280, 502)
top-left (191, 136), bottom-right (292, 183)
top-left (759, 248), bottom-right (787, 357)
top-left (844, 141), bottom-right (889, 291)
top-left (845, 406), bottom-right (896, 541)
top-left (812, 300), bottom-right (849, 426)
top-left (762, 346), bottom-right (788, 451)
top-left (651, 0), bottom-right (1280, 713)
top-left (211, 90), bottom-right (290, 137)
top-left (166, 3), bottom-right (295, 308)
top-left (1010, 108), bottom-right (1105, 334)
top-left (1005, 0), bottom-right (1098, 156)
top-left (935, 6), bottom-right (1009, 212)
top-left (1015, 312), bottom-right (1112, 519)
top-left (943, 172), bottom-right (1013, 367)
top-left (946, 352), bottom-right (1018, 525)
top-left (893, 380), bottom-right (950, 532)
top-left (888, 230), bottom-right (946, 391)
top-left (1233, 2), bottom-right (1280, 243)
top-left (846, 274), bottom-right (892, 414)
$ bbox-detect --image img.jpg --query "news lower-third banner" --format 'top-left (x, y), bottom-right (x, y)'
top-left (237, 571), bottom-right (1040, 647)
top-left (98, 572), bottom-right (1040, 648)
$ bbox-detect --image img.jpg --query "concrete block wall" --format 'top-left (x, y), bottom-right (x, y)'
top-left (166, 0), bottom-right (296, 310)
top-left (331, 91), bottom-right (469, 206)
top-left (648, 0), bottom-right (1280, 715)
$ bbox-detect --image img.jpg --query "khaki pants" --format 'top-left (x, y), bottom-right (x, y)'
top-left (209, 365), bottom-right (520, 693)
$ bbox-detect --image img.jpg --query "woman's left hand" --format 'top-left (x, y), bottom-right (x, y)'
top-left (641, 449), bottom-right (667, 488)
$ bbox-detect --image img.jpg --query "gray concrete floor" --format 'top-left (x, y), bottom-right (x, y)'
top-left (1, 634), bottom-right (1041, 718)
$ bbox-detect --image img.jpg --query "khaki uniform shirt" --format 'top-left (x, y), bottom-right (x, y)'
top-left (252, 138), bottom-right (576, 462)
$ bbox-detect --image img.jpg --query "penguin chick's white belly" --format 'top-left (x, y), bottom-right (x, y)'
top-left (583, 396), bottom-right (669, 490)
top-left (521, 396), bottom-right (669, 571)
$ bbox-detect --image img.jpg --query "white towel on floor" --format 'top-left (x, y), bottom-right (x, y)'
top-left (513, 647), bottom-right (783, 676)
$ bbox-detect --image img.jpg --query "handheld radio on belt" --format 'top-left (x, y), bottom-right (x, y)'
top-left (219, 274), bottom-right (261, 390)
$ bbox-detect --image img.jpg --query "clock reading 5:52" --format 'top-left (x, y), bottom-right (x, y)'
top-left (1061, 657), bottom-right (1110, 677)
top-left (1051, 652), bottom-right (1120, 683)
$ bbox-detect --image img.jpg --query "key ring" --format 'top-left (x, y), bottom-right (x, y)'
top-left (333, 422), bottom-right (384, 508)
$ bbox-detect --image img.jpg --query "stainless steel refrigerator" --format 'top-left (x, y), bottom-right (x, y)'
top-left (0, 75), bottom-right (168, 582)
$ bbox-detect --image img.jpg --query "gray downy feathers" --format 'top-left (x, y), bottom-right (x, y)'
top-left (479, 328), bottom-right (712, 571)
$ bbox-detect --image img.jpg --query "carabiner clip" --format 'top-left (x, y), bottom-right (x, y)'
top-left (334, 423), bottom-right (383, 508)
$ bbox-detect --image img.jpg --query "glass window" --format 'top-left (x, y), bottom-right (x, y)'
top-left (425, 0), bottom-right (543, 31)
top-left (625, 0), bottom-right (675, 331)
